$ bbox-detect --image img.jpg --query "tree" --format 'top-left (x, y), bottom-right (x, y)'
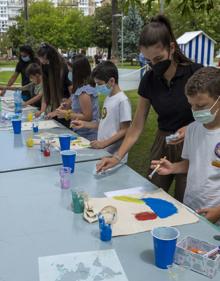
top-left (91, 4), bottom-right (112, 58)
top-left (141, 0), bottom-right (215, 15)
top-left (7, 1), bottom-right (93, 51)
top-left (118, 6), bottom-right (143, 59)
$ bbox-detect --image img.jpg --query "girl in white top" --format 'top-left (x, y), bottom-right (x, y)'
top-left (71, 61), bottom-right (132, 155)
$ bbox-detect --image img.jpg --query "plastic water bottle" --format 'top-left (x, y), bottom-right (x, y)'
top-left (14, 90), bottom-right (22, 114)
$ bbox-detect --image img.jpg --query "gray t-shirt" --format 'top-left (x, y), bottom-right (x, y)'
top-left (182, 121), bottom-right (220, 214)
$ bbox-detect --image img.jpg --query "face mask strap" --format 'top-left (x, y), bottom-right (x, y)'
top-left (210, 96), bottom-right (220, 111)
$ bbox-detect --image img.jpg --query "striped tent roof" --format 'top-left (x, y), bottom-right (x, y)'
top-left (177, 31), bottom-right (216, 45)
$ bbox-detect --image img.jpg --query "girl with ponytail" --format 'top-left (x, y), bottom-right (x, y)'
top-left (96, 15), bottom-right (203, 203)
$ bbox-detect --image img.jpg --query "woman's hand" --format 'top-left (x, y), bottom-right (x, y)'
top-left (197, 206), bottom-right (220, 223)
top-left (168, 126), bottom-right (187, 145)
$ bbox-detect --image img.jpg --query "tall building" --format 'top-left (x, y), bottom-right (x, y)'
top-left (0, 0), bottom-right (23, 33)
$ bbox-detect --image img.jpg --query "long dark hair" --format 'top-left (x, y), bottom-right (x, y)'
top-left (139, 15), bottom-right (192, 64)
top-left (72, 54), bottom-right (95, 93)
top-left (37, 43), bottom-right (67, 110)
top-left (19, 45), bottom-right (35, 62)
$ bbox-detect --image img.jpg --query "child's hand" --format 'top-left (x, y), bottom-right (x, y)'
top-left (150, 159), bottom-right (173, 175)
top-left (46, 111), bottom-right (57, 119)
top-left (35, 111), bottom-right (42, 118)
top-left (70, 120), bottom-right (84, 129)
top-left (96, 157), bottom-right (119, 173)
top-left (168, 126), bottom-right (186, 145)
top-left (197, 206), bottom-right (220, 223)
top-left (90, 140), bottom-right (107, 149)
top-left (55, 109), bottom-right (67, 119)
top-left (58, 98), bottom-right (70, 110)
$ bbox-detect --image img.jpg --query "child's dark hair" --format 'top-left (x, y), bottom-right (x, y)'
top-left (92, 61), bottom-right (118, 84)
top-left (19, 45), bottom-right (35, 61)
top-left (37, 43), bottom-right (67, 109)
top-left (72, 54), bottom-right (95, 93)
top-left (26, 63), bottom-right (42, 77)
top-left (139, 15), bottom-right (192, 64)
top-left (185, 67), bottom-right (220, 99)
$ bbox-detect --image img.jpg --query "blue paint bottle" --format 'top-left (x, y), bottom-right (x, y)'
top-left (98, 215), bottom-right (112, 242)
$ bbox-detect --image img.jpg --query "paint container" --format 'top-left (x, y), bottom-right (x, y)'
top-left (59, 134), bottom-right (71, 151)
top-left (98, 214), bottom-right (112, 242)
top-left (59, 167), bottom-right (71, 189)
top-left (12, 119), bottom-right (21, 134)
top-left (151, 226), bottom-right (180, 269)
top-left (32, 122), bottom-right (39, 133)
top-left (71, 190), bottom-right (85, 214)
top-left (60, 150), bottom-right (76, 173)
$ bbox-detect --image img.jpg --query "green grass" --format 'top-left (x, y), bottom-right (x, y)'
top-left (117, 62), bottom-right (140, 69)
top-left (0, 71), bottom-right (21, 84)
top-left (0, 60), bottom-right (17, 67)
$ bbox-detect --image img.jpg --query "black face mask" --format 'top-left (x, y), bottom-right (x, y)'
top-left (152, 59), bottom-right (171, 77)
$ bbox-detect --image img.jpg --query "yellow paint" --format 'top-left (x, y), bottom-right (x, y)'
top-left (113, 196), bottom-right (144, 204)
top-left (27, 112), bottom-right (33, 122)
top-left (26, 137), bottom-right (34, 147)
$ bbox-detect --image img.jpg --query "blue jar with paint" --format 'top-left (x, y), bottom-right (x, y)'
top-left (99, 215), bottom-right (112, 242)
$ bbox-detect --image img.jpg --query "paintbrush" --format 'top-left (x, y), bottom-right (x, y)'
top-left (148, 156), bottom-right (167, 179)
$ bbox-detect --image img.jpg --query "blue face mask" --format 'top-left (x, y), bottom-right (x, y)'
top-left (68, 72), bottom-right (72, 82)
top-left (21, 56), bottom-right (30, 62)
top-left (192, 96), bottom-right (219, 124)
top-left (95, 84), bottom-right (112, 96)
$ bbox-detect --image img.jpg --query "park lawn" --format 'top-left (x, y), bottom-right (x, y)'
top-left (0, 71), bottom-right (21, 84)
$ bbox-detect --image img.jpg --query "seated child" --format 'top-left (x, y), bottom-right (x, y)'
top-left (151, 67), bottom-right (220, 224)
top-left (71, 61), bottom-right (132, 156)
top-left (25, 63), bottom-right (43, 109)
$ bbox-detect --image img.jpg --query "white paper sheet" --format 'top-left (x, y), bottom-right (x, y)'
top-left (38, 249), bottom-right (128, 281)
top-left (104, 186), bottom-right (146, 197)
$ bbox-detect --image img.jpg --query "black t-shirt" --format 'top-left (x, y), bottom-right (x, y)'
top-left (15, 58), bottom-right (39, 100)
top-left (138, 63), bottom-right (203, 132)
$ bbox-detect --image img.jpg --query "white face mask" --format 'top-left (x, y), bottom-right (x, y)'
top-left (192, 96), bottom-right (220, 124)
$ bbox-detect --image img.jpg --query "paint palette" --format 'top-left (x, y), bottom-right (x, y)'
top-left (84, 189), bottom-right (199, 236)
top-left (175, 236), bottom-right (220, 278)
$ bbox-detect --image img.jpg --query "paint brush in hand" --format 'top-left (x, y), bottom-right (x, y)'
top-left (148, 156), bottom-right (166, 179)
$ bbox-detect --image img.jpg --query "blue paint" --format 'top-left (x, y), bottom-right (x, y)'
top-left (142, 198), bottom-right (178, 219)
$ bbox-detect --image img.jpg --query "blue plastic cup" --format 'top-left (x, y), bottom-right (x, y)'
top-left (59, 134), bottom-right (71, 151)
top-left (151, 226), bottom-right (180, 269)
top-left (60, 150), bottom-right (76, 173)
top-left (12, 119), bottom-right (21, 134)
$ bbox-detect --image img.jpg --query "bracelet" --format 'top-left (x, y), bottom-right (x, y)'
top-left (113, 153), bottom-right (122, 162)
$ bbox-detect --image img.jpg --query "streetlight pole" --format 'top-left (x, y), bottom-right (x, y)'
top-left (113, 13), bottom-right (124, 65)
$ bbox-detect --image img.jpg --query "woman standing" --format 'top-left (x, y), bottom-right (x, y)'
top-left (3, 45), bottom-right (38, 101)
top-left (97, 15), bottom-right (202, 202)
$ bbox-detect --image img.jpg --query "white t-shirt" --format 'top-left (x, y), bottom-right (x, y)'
top-left (98, 91), bottom-right (132, 154)
top-left (182, 121), bottom-right (220, 213)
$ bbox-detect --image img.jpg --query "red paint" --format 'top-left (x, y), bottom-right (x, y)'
top-left (135, 212), bottom-right (157, 221)
top-left (43, 149), bottom-right (50, 157)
